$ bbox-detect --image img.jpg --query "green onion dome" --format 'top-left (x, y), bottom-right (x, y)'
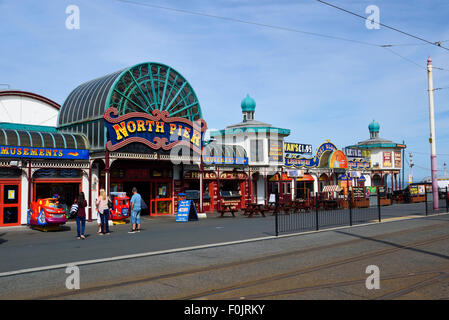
top-left (368, 120), bottom-right (380, 133)
top-left (241, 94), bottom-right (256, 112)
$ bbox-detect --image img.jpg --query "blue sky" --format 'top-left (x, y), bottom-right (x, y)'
top-left (1, 0), bottom-right (449, 182)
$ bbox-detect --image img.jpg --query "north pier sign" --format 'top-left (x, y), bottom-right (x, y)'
top-left (104, 107), bottom-right (207, 153)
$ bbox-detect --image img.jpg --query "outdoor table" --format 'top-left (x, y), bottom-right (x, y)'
top-left (218, 204), bottom-right (236, 217)
top-left (323, 200), bottom-right (338, 210)
top-left (293, 200), bottom-right (310, 213)
top-left (280, 202), bottom-right (293, 215)
top-left (246, 203), bottom-right (266, 218)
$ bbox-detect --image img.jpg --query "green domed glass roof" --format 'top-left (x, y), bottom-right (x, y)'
top-left (57, 62), bottom-right (202, 151)
top-left (369, 120), bottom-right (380, 132)
top-left (241, 94), bottom-right (256, 112)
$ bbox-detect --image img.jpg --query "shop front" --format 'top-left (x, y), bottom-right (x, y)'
top-left (295, 173), bottom-right (314, 201)
top-left (58, 62), bottom-right (208, 217)
top-left (0, 168), bottom-right (22, 226)
top-left (183, 170), bottom-right (217, 212)
top-left (268, 172), bottom-right (292, 204)
top-left (218, 171), bottom-right (248, 211)
top-left (33, 168), bottom-right (83, 212)
top-left (102, 160), bottom-right (174, 215)
top-left (0, 127), bottom-right (90, 226)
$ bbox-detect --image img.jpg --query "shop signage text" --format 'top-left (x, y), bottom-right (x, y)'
top-left (269, 140), bottom-right (284, 162)
top-left (348, 158), bottom-right (371, 170)
top-left (184, 171), bottom-right (217, 180)
top-left (343, 148), bottom-right (362, 158)
top-left (284, 141), bottom-right (337, 168)
top-left (176, 199), bottom-right (198, 222)
top-left (0, 145), bottom-right (89, 160)
top-left (383, 152), bottom-right (392, 167)
top-left (202, 156), bottom-right (248, 165)
top-left (284, 142), bottom-right (312, 155)
top-left (220, 172), bottom-right (248, 180)
top-left (394, 151), bottom-right (402, 168)
top-left (104, 107), bottom-right (207, 153)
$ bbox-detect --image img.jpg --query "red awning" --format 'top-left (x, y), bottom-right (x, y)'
top-left (297, 174), bottom-right (314, 182)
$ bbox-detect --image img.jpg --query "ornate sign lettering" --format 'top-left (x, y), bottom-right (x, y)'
top-left (104, 107), bottom-right (207, 153)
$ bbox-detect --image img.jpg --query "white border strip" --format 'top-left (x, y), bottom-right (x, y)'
top-left (1, 212), bottom-right (448, 278)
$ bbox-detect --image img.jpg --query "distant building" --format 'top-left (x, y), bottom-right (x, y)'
top-left (347, 120), bottom-right (406, 190)
top-left (210, 94), bottom-right (291, 204)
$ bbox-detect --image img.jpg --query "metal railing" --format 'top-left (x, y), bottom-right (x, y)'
top-left (425, 186), bottom-right (449, 216)
top-left (275, 187), bottom-right (449, 236)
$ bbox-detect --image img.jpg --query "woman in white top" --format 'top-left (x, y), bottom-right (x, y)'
top-left (96, 189), bottom-right (111, 235)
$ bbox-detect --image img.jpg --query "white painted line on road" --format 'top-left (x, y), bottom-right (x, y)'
top-left (1, 212), bottom-right (448, 278)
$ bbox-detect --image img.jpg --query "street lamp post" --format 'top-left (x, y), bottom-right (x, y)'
top-left (427, 57), bottom-right (439, 210)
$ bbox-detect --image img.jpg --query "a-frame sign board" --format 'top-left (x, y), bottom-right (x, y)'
top-left (176, 199), bottom-right (199, 222)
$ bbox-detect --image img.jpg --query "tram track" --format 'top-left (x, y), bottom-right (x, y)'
top-left (174, 233), bottom-right (449, 300)
top-left (27, 220), bottom-right (449, 300)
top-left (209, 270), bottom-right (449, 300)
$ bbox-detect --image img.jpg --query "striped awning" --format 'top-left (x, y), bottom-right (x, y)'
top-left (322, 185), bottom-right (342, 192)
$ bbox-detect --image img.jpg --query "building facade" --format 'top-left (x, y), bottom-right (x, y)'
top-left (0, 65), bottom-right (407, 227)
top-left (346, 120), bottom-right (405, 191)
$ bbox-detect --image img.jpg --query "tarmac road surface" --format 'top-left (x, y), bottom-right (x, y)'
top-left (0, 211), bottom-right (449, 300)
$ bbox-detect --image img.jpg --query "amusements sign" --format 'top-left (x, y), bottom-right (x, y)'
top-left (0, 145), bottom-right (89, 160)
top-left (104, 107), bottom-right (207, 153)
top-left (202, 156), bottom-right (248, 165)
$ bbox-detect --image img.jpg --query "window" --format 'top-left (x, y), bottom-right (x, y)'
top-left (250, 140), bottom-right (264, 162)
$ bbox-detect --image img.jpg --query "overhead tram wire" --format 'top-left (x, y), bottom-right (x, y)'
top-left (382, 47), bottom-right (427, 70)
top-left (117, 0), bottom-right (381, 47)
top-left (117, 0), bottom-right (449, 71)
top-left (117, 0), bottom-right (443, 50)
top-left (117, 0), bottom-right (437, 70)
top-left (316, 0), bottom-right (449, 52)
top-left (405, 157), bottom-right (443, 173)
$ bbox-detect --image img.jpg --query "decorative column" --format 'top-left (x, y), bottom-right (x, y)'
top-left (88, 160), bottom-right (92, 222)
top-left (105, 151), bottom-right (110, 195)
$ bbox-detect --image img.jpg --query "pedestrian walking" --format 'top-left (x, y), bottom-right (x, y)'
top-left (75, 192), bottom-right (87, 240)
top-left (129, 187), bottom-right (142, 233)
top-left (96, 189), bottom-right (111, 235)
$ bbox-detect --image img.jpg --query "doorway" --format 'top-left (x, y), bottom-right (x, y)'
top-left (0, 182), bottom-right (21, 226)
top-left (34, 182), bottom-right (80, 214)
top-left (122, 182), bottom-right (151, 216)
top-left (150, 180), bottom-right (172, 215)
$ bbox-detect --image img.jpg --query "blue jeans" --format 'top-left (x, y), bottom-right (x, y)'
top-left (100, 209), bottom-right (110, 234)
top-left (75, 215), bottom-right (86, 237)
top-left (131, 210), bottom-right (141, 225)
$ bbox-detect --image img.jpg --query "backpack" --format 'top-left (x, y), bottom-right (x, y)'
top-left (141, 198), bottom-right (148, 210)
top-left (69, 203), bottom-right (79, 217)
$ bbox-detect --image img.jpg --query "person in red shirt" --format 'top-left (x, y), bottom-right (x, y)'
top-left (76, 192), bottom-right (87, 240)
